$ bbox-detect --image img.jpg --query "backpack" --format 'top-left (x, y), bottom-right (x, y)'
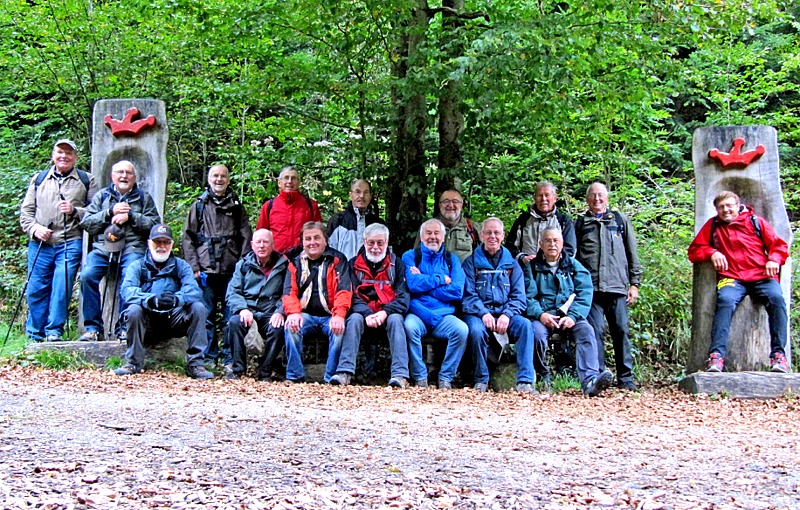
top-left (574, 210), bottom-right (625, 247)
top-left (413, 246), bottom-right (454, 273)
top-left (192, 191), bottom-right (244, 244)
top-left (709, 213), bottom-right (765, 252)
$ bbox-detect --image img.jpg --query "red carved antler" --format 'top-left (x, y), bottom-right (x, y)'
top-left (103, 107), bottom-right (157, 137)
top-left (708, 137), bottom-right (766, 168)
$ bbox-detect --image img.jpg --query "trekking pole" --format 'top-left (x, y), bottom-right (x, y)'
top-left (2, 222), bottom-right (53, 351)
top-left (60, 193), bottom-right (70, 339)
top-left (109, 252), bottom-right (122, 342)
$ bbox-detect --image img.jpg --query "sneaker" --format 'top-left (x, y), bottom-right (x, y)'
top-left (28, 336), bottom-right (44, 343)
top-left (770, 352), bottom-right (789, 373)
top-left (330, 373), bottom-right (352, 386)
top-left (414, 379), bottom-right (429, 389)
top-left (46, 334), bottom-right (62, 342)
top-left (186, 365), bottom-right (215, 380)
top-left (584, 369), bottom-right (614, 397)
top-left (706, 353), bottom-right (724, 373)
top-left (388, 377), bottom-right (408, 389)
top-left (113, 364), bottom-right (141, 376)
top-left (79, 331), bottom-right (103, 342)
top-left (473, 382), bottom-right (488, 393)
top-left (617, 380), bottom-right (639, 391)
top-left (222, 365), bottom-right (238, 380)
top-left (438, 379), bottom-right (452, 390)
top-left (516, 382), bottom-right (539, 394)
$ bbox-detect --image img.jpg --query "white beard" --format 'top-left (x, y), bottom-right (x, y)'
top-left (365, 250), bottom-right (387, 264)
top-left (151, 250), bottom-right (170, 263)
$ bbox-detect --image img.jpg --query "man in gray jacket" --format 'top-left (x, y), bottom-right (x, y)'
top-left (224, 229), bottom-right (288, 381)
top-left (80, 160), bottom-right (160, 342)
top-left (574, 183), bottom-right (643, 390)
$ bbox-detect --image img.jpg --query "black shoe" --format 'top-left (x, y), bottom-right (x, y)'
top-left (584, 369), bottom-right (614, 397)
top-left (113, 364), bottom-right (141, 376)
top-left (186, 365), bottom-right (215, 380)
top-left (617, 380), bottom-right (639, 391)
top-left (46, 334), bottom-right (63, 342)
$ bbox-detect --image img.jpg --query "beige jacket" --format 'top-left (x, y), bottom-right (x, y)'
top-left (19, 167), bottom-right (98, 244)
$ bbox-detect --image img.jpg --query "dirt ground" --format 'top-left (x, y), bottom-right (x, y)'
top-left (0, 365), bottom-right (798, 509)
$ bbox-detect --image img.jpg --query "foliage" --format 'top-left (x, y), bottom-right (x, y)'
top-left (548, 372), bottom-right (581, 393)
top-left (21, 349), bottom-right (92, 370)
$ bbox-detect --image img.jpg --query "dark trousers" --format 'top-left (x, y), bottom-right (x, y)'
top-left (200, 273), bottom-right (232, 365)
top-left (587, 291), bottom-right (634, 383)
top-left (228, 313), bottom-right (284, 379)
top-left (124, 302), bottom-right (208, 369)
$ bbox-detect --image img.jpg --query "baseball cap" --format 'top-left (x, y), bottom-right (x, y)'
top-left (54, 139), bottom-right (78, 151)
top-left (149, 223), bottom-right (173, 241)
top-left (104, 224), bottom-right (126, 253)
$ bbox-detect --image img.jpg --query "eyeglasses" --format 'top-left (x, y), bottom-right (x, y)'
top-left (439, 199), bottom-right (463, 206)
top-left (588, 193), bottom-right (607, 199)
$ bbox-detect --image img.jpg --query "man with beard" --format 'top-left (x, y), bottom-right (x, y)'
top-left (256, 166), bottom-right (322, 255)
top-left (420, 189), bottom-right (478, 263)
top-left (182, 164), bottom-right (252, 370)
top-left (80, 160), bottom-right (160, 342)
top-left (116, 224), bottom-right (213, 379)
top-left (340, 223), bottom-right (410, 387)
top-left (225, 229), bottom-right (289, 381)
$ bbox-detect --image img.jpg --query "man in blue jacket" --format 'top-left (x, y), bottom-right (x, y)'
top-left (403, 218), bottom-right (468, 389)
top-left (463, 217), bottom-right (537, 394)
top-left (525, 227), bottom-right (613, 397)
top-left (116, 224), bottom-right (213, 379)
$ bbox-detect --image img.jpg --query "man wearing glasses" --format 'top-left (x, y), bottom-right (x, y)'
top-left (427, 189), bottom-right (479, 263)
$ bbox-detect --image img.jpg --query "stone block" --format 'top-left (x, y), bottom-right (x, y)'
top-left (679, 371), bottom-right (800, 399)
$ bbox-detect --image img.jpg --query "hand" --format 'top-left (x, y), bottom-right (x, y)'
top-left (270, 313), bottom-right (285, 329)
top-left (765, 261), bottom-right (780, 277)
top-left (409, 266), bottom-right (421, 274)
top-left (711, 252), bottom-right (728, 272)
top-left (112, 202), bottom-right (131, 215)
top-left (557, 316), bottom-right (576, 329)
top-left (626, 285), bottom-right (639, 306)
top-left (239, 309), bottom-right (254, 327)
top-left (442, 275), bottom-right (452, 285)
top-left (153, 293), bottom-right (178, 311)
top-left (539, 312), bottom-right (559, 329)
top-left (366, 311), bottom-right (387, 328)
top-left (286, 313), bottom-right (303, 333)
top-left (521, 254), bottom-right (535, 265)
top-left (57, 200), bottom-right (74, 216)
top-left (495, 314), bottom-right (510, 335)
top-left (482, 313), bottom-right (496, 331)
top-left (32, 224), bottom-right (52, 242)
top-left (329, 316), bottom-right (345, 336)
top-left (111, 212), bottom-right (129, 225)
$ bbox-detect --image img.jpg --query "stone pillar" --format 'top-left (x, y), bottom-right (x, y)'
top-left (82, 99), bottom-right (169, 338)
top-left (689, 126), bottom-right (793, 373)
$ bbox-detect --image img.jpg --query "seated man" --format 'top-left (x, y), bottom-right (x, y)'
top-left (463, 217), bottom-right (537, 394)
top-left (283, 222), bottom-right (354, 384)
top-left (525, 227), bottom-right (613, 396)
top-left (688, 191), bottom-right (790, 372)
top-left (343, 223), bottom-right (410, 388)
top-left (116, 224), bottom-right (213, 379)
top-left (403, 219), bottom-right (468, 389)
top-left (225, 229), bottom-right (289, 381)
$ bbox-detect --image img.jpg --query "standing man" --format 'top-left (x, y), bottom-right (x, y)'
top-left (80, 160), bottom-right (160, 342)
top-left (574, 182), bottom-right (643, 390)
top-left (116, 224), bottom-right (213, 379)
top-left (526, 227), bottom-right (614, 397)
top-left (506, 181), bottom-right (577, 262)
top-left (403, 219), bottom-right (468, 389)
top-left (256, 166), bottom-right (322, 256)
top-left (343, 223), bottom-right (411, 388)
top-left (182, 164), bottom-right (252, 368)
top-left (20, 139), bottom-right (97, 342)
top-left (282, 222), bottom-right (353, 384)
top-left (428, 189), bottom-right (479, 263)
top-left (327, 178), bottom-right (384, 260)
top-left (225, 229), bottom-right (289, 381)
top-left (463, 218), bottom-right (537, 394)
top-left (688, 191), bottom-right (790, 373)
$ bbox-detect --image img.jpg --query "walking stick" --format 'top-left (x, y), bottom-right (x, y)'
top-left (61, 194), bottom-right (70, 339)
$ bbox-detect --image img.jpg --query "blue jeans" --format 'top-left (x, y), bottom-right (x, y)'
top-left (533, 319), bottom-right (600, 386)
top-left (285, 313), bottom-right (346, 383)
top-left (465, 314), bottom-right (535, 385)
top-left (200, 273), bottom-right (232, 365)
top-left (25, 239), bottom-right (82, 340)
top-left (344, 313), bottom-right (409, 379)
top-left (587, 292), bottom-right (634, 383)
top-left (404, 314), bottom-right (468, 383)
top-left (710, 278), bottom-right (787, 358)
top-left (81, 250), bottom-right (143, 334)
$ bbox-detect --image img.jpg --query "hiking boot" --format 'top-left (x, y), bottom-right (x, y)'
top-left (770, 352), bottom-right (789, 373)
top-left (46, 334), bottom-right (63, 342)
top-left (706, 353), bottom-right (724, 373)
top-left (414, 379), bottom-right (429, 389)
top-left (79, 331), bottom-right (103, 342)
top-left (113, 364), bottom-right (141, 376)
top-left (186, 365), bottom-right (215, 380)
top-left (473, 382), bottom-right (488, 393)
top-left (330, 373), bottom-right (352, 386)
top-left (438, 379), bottom-right (452, 390)
top-left (584, 369), bottom-right (614, 397)
top-left (255, 373), bottom-right (273, 383)
top-left (222, 365), bottom-right (238, 380)
top-left (28, 336), bottom-right (44, 343)
top-left (388, 377), bottom-right (408, 389)
top-left (540, 373), bottom-right (552, 392)
top-left (617, 380), bottom-right (639, 391)
top-left (516, 382), bottom-right (539, 394)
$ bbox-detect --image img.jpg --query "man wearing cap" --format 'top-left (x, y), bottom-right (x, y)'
top-left (20, 139), bottom-right (98, 342)
top-left (80, 160), bottom-right (160, 342)
top-left (114, 224), bottom-right (212, 378)
top-left (182, 164), bottom-right (252, 368)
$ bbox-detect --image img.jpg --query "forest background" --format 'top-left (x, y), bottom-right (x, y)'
top-left (0, 0), bottom-right (798, 380)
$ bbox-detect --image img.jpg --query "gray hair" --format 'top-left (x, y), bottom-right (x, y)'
top-left (419, 218), bottom-right (446, 238)
top-left (111, 160), bottom-right (137, 178)
top-left (481, 217), bottom-right (505, 233)
top-left (535, 181), bottom-right (557, 194)
top-left (279, 165), bottom-right (299, 179)
top-left (586, 182), bottom-right (608, 197)
top-left (363, 222), bottom-right (389, 242)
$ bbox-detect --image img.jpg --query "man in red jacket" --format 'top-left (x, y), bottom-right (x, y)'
top-left (688, 191), bottom-right (790, 373)
top-left (256, 166), bottom-right (322, 255)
